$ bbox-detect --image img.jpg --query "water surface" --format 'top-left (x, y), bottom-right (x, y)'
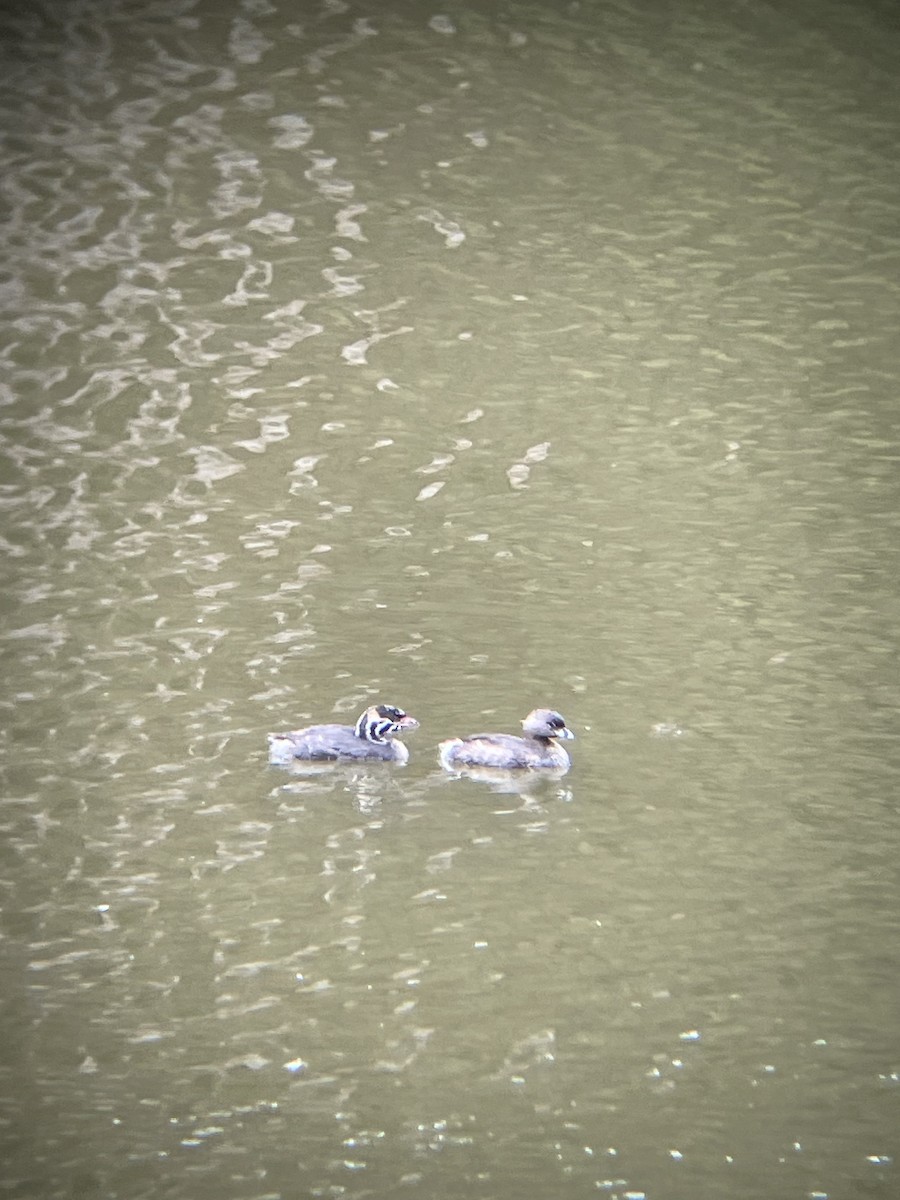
top-left (1, 1), bottom-right (899, 1197)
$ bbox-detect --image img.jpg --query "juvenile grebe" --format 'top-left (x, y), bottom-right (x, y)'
top-left (268, 704), bottom-right (419, 764)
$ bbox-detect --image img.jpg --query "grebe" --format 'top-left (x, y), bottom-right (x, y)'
top-left (439, 709), bottom-right (574, 772)
top-left (268, 704), bottom-right (419, 764)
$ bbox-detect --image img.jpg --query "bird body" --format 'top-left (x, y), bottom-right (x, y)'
top-left (268, 704), bottom-right (418, 764)
top-left (439, 708), bottom-right (574, 772)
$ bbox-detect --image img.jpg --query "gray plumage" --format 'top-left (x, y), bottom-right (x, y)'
top-left (268, 704), bottom-right (419, 764)
top-left (439, 708), bottom-right (575, 771)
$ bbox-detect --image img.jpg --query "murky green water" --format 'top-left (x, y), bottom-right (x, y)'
top-left (2, 1), bottom-right (899, 1197)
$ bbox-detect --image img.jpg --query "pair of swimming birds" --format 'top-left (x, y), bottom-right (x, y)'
top-left (267, 704), bottom-right (575, 771)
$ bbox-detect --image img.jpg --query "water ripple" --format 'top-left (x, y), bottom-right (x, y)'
top-left (1, 3), bottom-right (898, 1198)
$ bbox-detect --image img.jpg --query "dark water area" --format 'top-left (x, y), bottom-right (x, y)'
top-left (1, 1), bottom-right (899, 1197)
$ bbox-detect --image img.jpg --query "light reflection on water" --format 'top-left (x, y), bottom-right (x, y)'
top-left (2, 0), bottom-right (899, 1197)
